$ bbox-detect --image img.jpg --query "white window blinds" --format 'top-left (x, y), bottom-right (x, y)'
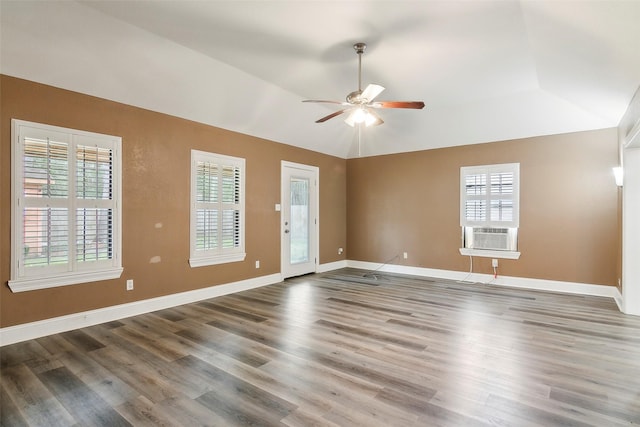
top-left (190, 150), bottom-right (245, 267)
top-left (10, 119), bottom-right (122, 292)
top-left (460, 163), bottom-right (519, 228)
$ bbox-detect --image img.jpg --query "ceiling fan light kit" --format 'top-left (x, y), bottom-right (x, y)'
top-left (303, 42), bottom-right (425, 127)
top-left (344, 107), bottom-right (383, 127)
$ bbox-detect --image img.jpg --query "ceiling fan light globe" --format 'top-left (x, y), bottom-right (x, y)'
top-left (353, 108), bottom-right (367, 123)
top-left (344, 109), bottom-right (357, 127)
top-left (364, 112), bottom-right (378, 126)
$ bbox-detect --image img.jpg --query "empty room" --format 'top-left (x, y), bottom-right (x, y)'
top-left (2, 1), bottom-right (640, 426)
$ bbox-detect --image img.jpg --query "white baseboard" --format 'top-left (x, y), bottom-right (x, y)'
top-left (1, 262), bottom-right (627, 347)
top-left (346, 260), bottom-right (621, 300)
top-left (317, 260), bottom-right (348, 273)
top-left (613, 289), bottom-right (624, 312)
top-left (0, 273), bottom-right (282, 347)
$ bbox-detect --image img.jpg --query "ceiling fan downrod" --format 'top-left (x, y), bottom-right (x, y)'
top-left (354, 42), bottom-right (366, 93)
top-left (348, 42), bottom-right (367, 104)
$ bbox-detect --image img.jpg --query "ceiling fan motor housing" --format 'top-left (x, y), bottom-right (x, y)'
top-left (353, 42), bottom-right (367, 54)
top-left (347, 90), bottom-right (364, 104)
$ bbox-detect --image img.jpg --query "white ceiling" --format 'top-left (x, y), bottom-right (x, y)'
top-left (2, 1), bottom-right (639, 158)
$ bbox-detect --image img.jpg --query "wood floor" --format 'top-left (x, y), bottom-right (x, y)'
top-left (2, 268), bottom-right (640, 426)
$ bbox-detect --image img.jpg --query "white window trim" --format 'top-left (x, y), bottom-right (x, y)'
top-left (9, 119), bottom-right (123, 293)
top-left (460, 163), bottom-right (520, 258)
top-left (459, 248), bottom-right (521, 259)
top-left (189, 150), bottom-right (246, 267)
top-left (460, 163), bottom-right (520, 228)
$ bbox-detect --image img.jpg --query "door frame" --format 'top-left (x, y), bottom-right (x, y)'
top-left (281, 161), bottom-right (319, 279)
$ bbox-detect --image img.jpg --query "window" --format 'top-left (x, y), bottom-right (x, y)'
top-left (189, 150), bottom-right (246, 267)
top-left (10, 119), bottom-right (122, 292)
top-left (460, 163), bottom-right (520, 257)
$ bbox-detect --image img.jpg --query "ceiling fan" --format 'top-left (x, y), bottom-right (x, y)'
top-left (303, 42), bottom-right (425, 127)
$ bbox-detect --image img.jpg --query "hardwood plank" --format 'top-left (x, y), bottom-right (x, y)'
top-left (112, 325), bottom-right (187, 362)
top-left (1, 383), bottom-right (30, 427)
top-left (151, 307), bottom-right (187, 323)
top-left (0, 340), bottom-right (51, 370)
top-left (37, 366), bottom-right (131, 427)
top-left (0, 364), bottom-right (75, 426)
top-left (175, 323), bottom-right (271, 368)
top-left (314, 318), bottom-right (426, 350)
top-left (114, 395), bottom-right (171, 426)
top-left (281, 408), bottom-right (342, 427)
top-left (197, 300), bottom-right (269, 323)
top-left (549, 387), bottom-right (640, 424)
top-left (3, 268), bottom-right (640, 426)
top-left (188, 354), bottom-right (297, 426)
top-left (485, 393), bottom-right (600, 427)
top-left (155, 395), bottom-right (231, 426)
top-left (56, 349), bottom-right (139, 408)
top-left (87, 344), bottom-right (179, 404)
top-left (60, 329), bottom-right (106, 352)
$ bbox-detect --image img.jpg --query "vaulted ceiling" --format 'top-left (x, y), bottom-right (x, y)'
top-left (2, 1), bottom-right (639, 158)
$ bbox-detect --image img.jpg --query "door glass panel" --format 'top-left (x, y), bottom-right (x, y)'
top-left (290, 177), bottom-right (309, 264)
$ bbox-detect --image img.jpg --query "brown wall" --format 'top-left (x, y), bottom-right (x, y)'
top-left (0, 74), bottom-right (622, 329)
top-left (1, 75), bottom-right (347, 327)
top-left (347, 128), bottom-right (620, 287)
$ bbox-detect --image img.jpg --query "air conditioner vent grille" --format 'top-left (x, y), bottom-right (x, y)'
top-left (464, 227), bottom-right (517, 251)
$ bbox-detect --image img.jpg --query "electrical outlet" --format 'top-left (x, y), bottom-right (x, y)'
top-left (492, 259), bottom-right (499, 268)
top-left (338, 247), bottom-right (343, 255)
top-left (403, 252), bottom-right (408, 259)
top-left (255, 260), bottom-right (260, 269)
top-left (126, 279), bottom-right (134, 291)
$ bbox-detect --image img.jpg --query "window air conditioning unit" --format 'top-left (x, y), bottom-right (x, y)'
top-left (464, 227), bottom-right (517, 251)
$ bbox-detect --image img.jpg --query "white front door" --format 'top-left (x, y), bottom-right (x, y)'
top-left (281, 161), bottom-right (318, 279)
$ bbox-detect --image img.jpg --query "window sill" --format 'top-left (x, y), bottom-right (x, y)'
top-left (459, 248), bottom-right (520, 259)
top-left (8, 267), bottom-right (124, 293)
top-left (189, 252), bottom-right (246, 268)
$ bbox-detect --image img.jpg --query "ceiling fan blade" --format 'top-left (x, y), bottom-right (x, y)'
top-left (316, 109), bottom-right (347, 123)
top-left (371, 101), bottom-right (425, 109)
top-left (360, 84), bottom-right (385, 102)
top-left (303, 99), bottom-right (348, 105)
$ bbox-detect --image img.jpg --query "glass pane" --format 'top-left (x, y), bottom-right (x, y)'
top-left (76, 145), bottom-right (113, 200)
top-left (465, 174), bottom-right (486, 195)
top-left (490, 200), bottom-right (513, 222)
top-left (196, 209), bottom-right (218, 250)
top-left (490, 172), bottom-right (513, 194)
top-left (77, 208), bottom-right (113, 262)
top-left (196, 161), bottom-right (218, 203)
top-left (221, 165), bottom-right (240, 204)
top-left (23, 207), bottom-right (69, 267)
top-left (222, 209), bottom-right (240, 248)
top-left (465, 200), bottom-right (486, 222)
top-left (24, 137), bottom-right (68, 198)
top-left (290, 177), bottom-right (309, 264)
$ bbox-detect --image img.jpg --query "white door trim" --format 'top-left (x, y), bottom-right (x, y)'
top-left (281, 161), bottom-right (319, 279)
